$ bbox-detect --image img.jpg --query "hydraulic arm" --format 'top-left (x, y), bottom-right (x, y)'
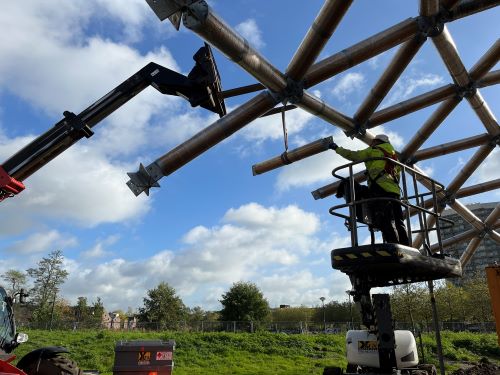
top-left (0, 44), bottom-right (225, 202)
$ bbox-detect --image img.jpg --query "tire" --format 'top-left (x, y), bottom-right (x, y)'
top-left (17, 354), bottom-right (82, 375)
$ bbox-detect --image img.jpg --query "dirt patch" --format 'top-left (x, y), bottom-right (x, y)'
top-left (451, 358), bottom-right (500, 375)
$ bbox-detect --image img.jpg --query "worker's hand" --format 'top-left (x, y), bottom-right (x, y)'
top-left (329, 141), bottom-right (338, 150)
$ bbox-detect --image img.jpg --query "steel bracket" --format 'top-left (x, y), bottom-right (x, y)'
top-left (145, 0), bottom-right (201, 29)
top-left (126, 162), bottom-right (163, 197)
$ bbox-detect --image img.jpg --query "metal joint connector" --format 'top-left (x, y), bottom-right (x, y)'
top-left (283, 77), bottom-right (304, 104)
top-left (417, 15), bottom-right (444, 38)
top-left (456, 82), bottom-right (477, 99)
top-left (405, 155), bottom-right (417, 165)
top-left (344, 122), bottom-right (367, 139)
top-left (126, 162), bottom-right (163, 197)
top-left (442, 191), bottom-right (456, 206)
top-left (489, 134), bottom-right (500, 147)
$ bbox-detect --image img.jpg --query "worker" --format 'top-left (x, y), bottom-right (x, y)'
top-left (329, 134), bottom-right (410, 246)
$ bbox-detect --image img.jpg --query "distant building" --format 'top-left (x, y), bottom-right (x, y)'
top-left (441, 202), bottom-right (499, 285)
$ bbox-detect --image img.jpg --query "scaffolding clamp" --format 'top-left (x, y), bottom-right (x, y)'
top-left (126, 162), bottom-right (163, 197)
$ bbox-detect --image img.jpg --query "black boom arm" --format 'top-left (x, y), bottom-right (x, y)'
top-left (0, 44), bottom-right (226, 202)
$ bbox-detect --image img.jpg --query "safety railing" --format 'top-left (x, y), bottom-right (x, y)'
top-left (329, 157), bottom-right (453, 252)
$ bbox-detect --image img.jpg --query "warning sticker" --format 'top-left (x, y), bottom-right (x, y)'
top-left (358, 340), bottom-right (378, 351)
top-left (156, 351), bottom-right (173, 361)
top-left (138, 351), bottom-right (151, 365)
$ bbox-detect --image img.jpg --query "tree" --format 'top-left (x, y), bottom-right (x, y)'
top-left (91, 297), bottom-right (105, 326)
top-left (138, 282), bottom-right (186, 329)
top-left (1, 269), bottom-right (27, 298)
top-left (219, 281), bottom-right (269, 322)
top-left (26, 250), bottom-right (69, 325)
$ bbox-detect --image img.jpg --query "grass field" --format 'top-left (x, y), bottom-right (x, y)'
top-left (12, 330), bottom-right (499, 374)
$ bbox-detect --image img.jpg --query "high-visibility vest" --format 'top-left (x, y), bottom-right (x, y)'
top-left (335, 142), bottom-right (401, 195)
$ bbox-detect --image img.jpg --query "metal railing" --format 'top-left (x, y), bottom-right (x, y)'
top-left (329, 157), bottom-right (453, 252)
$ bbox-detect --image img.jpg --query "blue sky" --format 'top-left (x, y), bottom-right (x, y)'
top-left (0, 1), bottom-right (498, 312)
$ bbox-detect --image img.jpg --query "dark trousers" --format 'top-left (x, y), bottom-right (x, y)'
top-left (369, 183), bottom-right (410, 246)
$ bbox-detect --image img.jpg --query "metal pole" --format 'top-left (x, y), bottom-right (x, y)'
top-left (428, 280), bottom-right (445, 375)
top-left (449, 0), bottom-right (500, 21)
top-left (320, 296), bottom-right (326, 333)
top-left (49, 290), bottom-right (57, 331)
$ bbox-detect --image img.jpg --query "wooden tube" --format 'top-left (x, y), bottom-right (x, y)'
top-left (449, 200), bottom-right (489, 232)
top-left (286, 0), bottom-right (353, 81)
top-left (155, 92), bottom-right (277, 176)
top-left (450, 0), bottom-right (500, 21)
top-left (183, 3), bottom-right (286, 92)
top-left (252, 137), bottom-right (333, 176)
top-left (467, 91), bottom-right (500, 137)
top-left (368, 84), bottom-right (456, 127)
top-left (469, 39), bottom-right (500, 81)
top-left (311, 171), bottom-right (367, 200)
top-left (401, 97), bottom-right (461, 162)
top-left (305, 18), bottom-right (418, 87)
top-left (432, 26), bottom-right (470, 87)
top-left (446, 143), bottom-right (495, 193)
top-left (297, 91), bottom-right (354, 132)
top-left (420, 0), bottom-right (440, 15)
top-left (410, 179), bottom-right (500, 217)
top-left (440, 0), bottom-right (461, 9)
top-left (354, 36), bottom-right (425, 124)
top-left (456, 179), bottom-right (500, 198)
top-left (478, 70), bottom-right (500, 87)
top-left (413, 133), bottom-right (491, 161)
top-left (221, 83), bottom-right (264, 99)
top-left (430, 220), bottom-right (500, 252)
top-left (461, 205), bottom-right (500, 265)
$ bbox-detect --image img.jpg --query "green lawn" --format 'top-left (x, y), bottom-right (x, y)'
top-left (12, 330), bottom-right (499, 374)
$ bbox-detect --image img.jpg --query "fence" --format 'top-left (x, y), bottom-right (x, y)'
top-left (16, 320), bottom-right (496, 334)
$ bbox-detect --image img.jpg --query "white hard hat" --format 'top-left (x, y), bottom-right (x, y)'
top-left (374, 134), bottom-right (389, 143)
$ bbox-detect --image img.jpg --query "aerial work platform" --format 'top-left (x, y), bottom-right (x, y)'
top-left (332, 244), bottom-right (462, 288)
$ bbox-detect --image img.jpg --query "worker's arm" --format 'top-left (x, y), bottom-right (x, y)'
top-left (334, 146), bottom-right (372, 162)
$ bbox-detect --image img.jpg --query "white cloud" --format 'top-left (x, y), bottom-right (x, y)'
top-left (5, 230), bottom-right (77, 254)
top-left (0, 134), bottom-right (151, 232)
top-left (382, 73), bottom-right (445, 107)
top-left (235, 19), bottom-right (265, 49)
top-left (331, 72), bottom-right (365, 100)
top-left (59, 203), bottom-right (327, 310)
top-left (240, 107), bottom-right (315, 144)
top-left (81, 235), bottom-right (120, 259)
top-left (474, 148), bottom-right (500, 182)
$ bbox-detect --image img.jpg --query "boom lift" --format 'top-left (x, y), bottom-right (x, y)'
top-left (325, 157), bottom-right (462, 375)
top-left (0, 44), bottom-right (226, 202)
